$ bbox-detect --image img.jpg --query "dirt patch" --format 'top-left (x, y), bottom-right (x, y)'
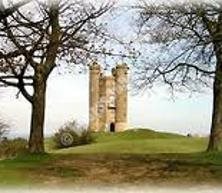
top-left (25, 154), bottom-right (222, 187)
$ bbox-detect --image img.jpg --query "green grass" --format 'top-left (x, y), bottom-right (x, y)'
top-left (48, 128), bottom-right (208, 154)
top-left (0, 154), bottom-right (51, 186)
top-left (0, 128), bottom-right (222, 186)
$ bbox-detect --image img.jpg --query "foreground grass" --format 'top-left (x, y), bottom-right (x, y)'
top-left (0, 129), bottom-right (222, 187)
top-left (0, 154), bottom-right (51, 186)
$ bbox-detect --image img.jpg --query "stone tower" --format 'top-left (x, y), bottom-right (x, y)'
top-left (89, 62), bottom-right (128, 132)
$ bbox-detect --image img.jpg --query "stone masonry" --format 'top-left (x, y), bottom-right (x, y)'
top-left (89, 62), bottom-right (128, 132)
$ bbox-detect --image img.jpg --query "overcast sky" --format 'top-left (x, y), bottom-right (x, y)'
top-left (0, 69), bottom-right (212, 138)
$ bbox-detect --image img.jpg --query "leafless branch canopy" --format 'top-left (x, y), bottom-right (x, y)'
top-left (134, 1), bottom-right (222, 93)
top-left (0, 0), bottom-right (31, 21)
top-left (0, 0), bottom-right (113, 102)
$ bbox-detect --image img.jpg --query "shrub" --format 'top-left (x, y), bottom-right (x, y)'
top-left (79, 129), bottom-right (93, 145)
top-left (53, 120), bottom-right (93, 149)
top-left (0, 119), bottom-right (9, 141)
top-left (0, 138), bottom-right (28, 158)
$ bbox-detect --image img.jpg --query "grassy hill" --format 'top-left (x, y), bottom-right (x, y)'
top-left (47, 128), bottom-right (208, 154)
top-left (0, 128), bottom-right (222, 187)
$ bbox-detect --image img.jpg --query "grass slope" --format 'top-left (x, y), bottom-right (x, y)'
top-left (48, 129), bottom-right (208, 154)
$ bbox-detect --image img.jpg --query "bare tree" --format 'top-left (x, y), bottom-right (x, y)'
top-left (0, 0), bottom-right (113, 153)
top-left (134, 1), bottom-right (222, 151)
top-left (0, 0), bottom-right (31, 20)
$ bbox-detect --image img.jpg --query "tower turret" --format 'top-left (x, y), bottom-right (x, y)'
top-left (114, 64), bottom-right (128, 132)
top-left (89, 62), bottom-right (101, 131)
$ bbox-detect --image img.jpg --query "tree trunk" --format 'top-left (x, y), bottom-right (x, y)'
top-left (207, 42), bottom-right (222, 152)
top-left (28, 67), bottom-right (47, 153)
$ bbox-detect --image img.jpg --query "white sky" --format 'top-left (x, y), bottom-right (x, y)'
top-left (0, 69), bottom-right (212, 138)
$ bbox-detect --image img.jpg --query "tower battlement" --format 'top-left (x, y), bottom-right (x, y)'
top-left (89, 63), bottom-right (128, 132)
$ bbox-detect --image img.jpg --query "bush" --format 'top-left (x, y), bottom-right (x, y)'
top-left (0, 138), bottom-right (28, 158)
top-left (53, 120), bottom-right (93, 149)
top-left (0, 120), bottom-right (9, 141)
top-left (79, 129), bottom-right (93, 145)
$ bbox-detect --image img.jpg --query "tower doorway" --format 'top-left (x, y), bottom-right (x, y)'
top-left (110, 122), bottom-right (115, 132)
